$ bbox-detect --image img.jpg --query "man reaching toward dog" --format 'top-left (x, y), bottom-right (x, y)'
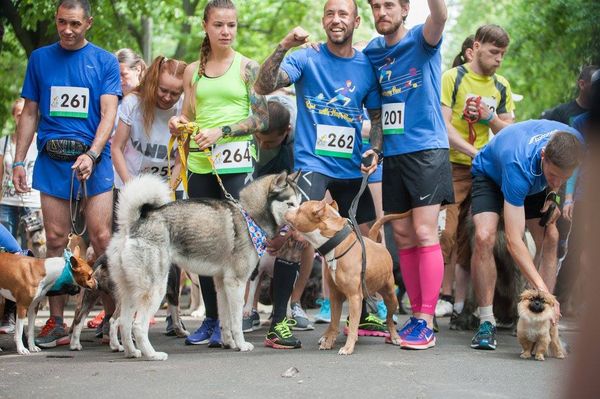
top-left (255, 0), bottom-right (384, 349)
top-left (13, 0), bottom-right (120, 348)
top-left (469, 119), bottom-right (584, 350)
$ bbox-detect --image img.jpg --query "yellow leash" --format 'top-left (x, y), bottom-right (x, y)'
top-left (167, 122), bottom-right (196, 198)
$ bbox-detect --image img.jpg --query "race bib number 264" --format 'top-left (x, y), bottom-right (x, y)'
top-left (50, 86), bottom-right (90, 118)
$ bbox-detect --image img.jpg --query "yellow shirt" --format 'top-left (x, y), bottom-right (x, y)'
top-left (441, 64), bottom-right (514, 166)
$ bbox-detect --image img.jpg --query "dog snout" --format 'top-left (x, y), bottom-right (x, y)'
top-left (529, 299), bottom-right (545, 313)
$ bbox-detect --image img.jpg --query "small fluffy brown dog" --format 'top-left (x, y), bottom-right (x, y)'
top-left (285, 200), bottom-right (400, 355)
top-left (517, 289), bottom-right (566, 361)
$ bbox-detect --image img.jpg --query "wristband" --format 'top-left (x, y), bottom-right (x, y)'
top-left (12, 161), bottom-right (25, 169)
top-left (84, 150), bottom-right (99, 164)
top-left (564, 199), bottom-right (574, 206)
top-left (483, 112), bottom-right (495, 123)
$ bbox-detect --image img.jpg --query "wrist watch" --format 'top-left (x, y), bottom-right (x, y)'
top-left (221, 126), bottom-right (232, 136)
top-left (373, 149), bottom-right (384, 165)
top-left (85, 149), bottom-right (99, 164)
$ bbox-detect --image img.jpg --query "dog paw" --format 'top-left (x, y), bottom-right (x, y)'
top-left (111, 343), bottom-right (124, 352)
top-left (520, 351), bottom-right (532, 359)
top-left (175, 328), bottom-right (190, 338)
top-left (237, 342), bottom-right (254, 352)
top-left (318, 337), bottom-right (334, 350)
top-left (147, 351), bottom-right (168, 361)
top-left (338, 345), bottom-right (354, 355)
top-left (555, 351), bottom-right (566, 359)
top-left (125, 349), bottom-right (142, 358)
top-left (70, 343), bottom-right (83, 351)
top-left (535, 354), bottom-right (545, 361)
top-left (17, 346), bottom-right (31, 355)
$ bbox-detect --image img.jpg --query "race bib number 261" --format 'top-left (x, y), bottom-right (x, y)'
top-left (50, 86), bottom-right (89, 118)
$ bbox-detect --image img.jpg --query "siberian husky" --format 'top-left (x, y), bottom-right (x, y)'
top-left (107, 172), bottom-right (300, 360)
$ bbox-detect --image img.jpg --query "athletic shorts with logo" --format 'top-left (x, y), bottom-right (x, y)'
top-left (382, 148), bottom-right (454, 214)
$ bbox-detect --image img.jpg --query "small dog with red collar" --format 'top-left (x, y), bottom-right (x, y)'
top-left (0, 246), bottom-right (96, 355)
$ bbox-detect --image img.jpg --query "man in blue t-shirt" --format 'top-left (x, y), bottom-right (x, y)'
top-left (363, 0), bottom-right (451, 350)
top-left (13, 0), bottom-right (121, 349)
top-left (255, 0), bottom-right (384, 351)
top-left (469, 120), bottom-right (584, 351)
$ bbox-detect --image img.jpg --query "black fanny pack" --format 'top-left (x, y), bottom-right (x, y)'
top-left (45, 139), bottom-right (90, 161)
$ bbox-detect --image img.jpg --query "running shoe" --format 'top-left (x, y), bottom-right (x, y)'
top-left (185, 317), bottom-right (218, 345)
top-left (343, 313), bottom-right (390, 337)
top-left (290, 302), bottom-right (314, 331)
top-left (242, 309), bottom-right (261, 333)
top-left (264, 318), bottom-right (301, 349)
top-left (314, 298), bottom-right (331, 324)
top-left (400, 319), bottom-right (436, 350)
top-left (35, 317), bottom-right (70, 348)
top-left (471, 321), bottom-right (497, 350)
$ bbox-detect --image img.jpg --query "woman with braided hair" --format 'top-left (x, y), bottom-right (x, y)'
top-left (168, 0), bottom-right (268, 347)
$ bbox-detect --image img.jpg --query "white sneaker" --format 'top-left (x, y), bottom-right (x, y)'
top-left (435, 299), bottom-right (453, 317)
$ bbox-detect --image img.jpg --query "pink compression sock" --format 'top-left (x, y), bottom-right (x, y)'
top-left (399, 247), bottom-right (421, 313)
top-left (418, 244), bottom-right (444, 315)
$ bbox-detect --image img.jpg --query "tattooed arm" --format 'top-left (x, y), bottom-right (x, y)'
top-left (361, 108), bottom-right (383, 175)
top-left (224, 59), bottom-right (269, 137)
top-left (254, 26), bottom-right (310, 95)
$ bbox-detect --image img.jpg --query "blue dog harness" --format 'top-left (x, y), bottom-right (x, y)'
top-left (50, 249), bottom-right (75, 291)
top-left (240, 209), bottom-right (268, 258)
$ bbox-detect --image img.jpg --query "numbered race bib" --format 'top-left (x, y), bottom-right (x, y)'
top-left (50, 86), bottom-right (90, 118)
top-left (315, 124), bottom-right (355, 159)
top-left (382, 102), bottom-right (405, 135)
top-left (141, 162), bottom-right (174, 179)
top-left (212, 141), bottom-right (253, 174)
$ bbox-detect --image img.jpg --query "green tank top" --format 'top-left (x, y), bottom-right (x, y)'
top-left (188, 52), bottom-right (254, 174)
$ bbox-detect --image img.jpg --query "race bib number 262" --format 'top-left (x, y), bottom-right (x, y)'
top-left (50, 86), bottom-right (90, 118)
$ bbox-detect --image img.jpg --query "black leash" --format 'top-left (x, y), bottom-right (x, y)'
top-left (348, 155), bottom-right (378, 310)
top-left (69, 168), bottom-right (88, 236)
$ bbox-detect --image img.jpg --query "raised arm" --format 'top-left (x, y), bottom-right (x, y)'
top-left (254, 27), bottom-right (309, 95)
top-left (422, 0), bottom-right (447, 47)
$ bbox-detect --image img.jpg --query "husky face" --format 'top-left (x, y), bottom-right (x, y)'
top-left (268, 171), bottom-right (301, 227)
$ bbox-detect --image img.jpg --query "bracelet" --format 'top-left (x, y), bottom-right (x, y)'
top-left (483, 112), bottom-right (495, 123)
top-left (12, 161), bottom-right (25, 169)
top-left (564, 199), bottom-right (574, 206)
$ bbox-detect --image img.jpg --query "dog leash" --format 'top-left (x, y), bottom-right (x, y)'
top-left (463, 96), bottom-right (481, 145)
top-left (348, 154), bottom-right (378, 310)
top-left (168, 123), bottom-right (194, 198)
top-left (69, 168), bottom-right (87, 236)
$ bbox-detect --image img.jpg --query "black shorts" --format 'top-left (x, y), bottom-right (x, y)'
top-left (382, 149), bottom-right (454, 214)
top-left (471, 174), bottom-right (546, 220)
top-left (296, 171), bottom-right (375, 225)
top-left (187, 171), bottom-right (252, 200)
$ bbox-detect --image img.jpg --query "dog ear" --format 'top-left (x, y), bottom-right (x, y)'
top-left (72, 245), bottom-right (81, 258)
top-left (288, 170), bottom-right (301, 183)
top-left (329, 200), bottom-right (339, 211)
top-left (271, 172), bottom-right (288, 193)
top-left (69, 255), bottom-right (79, 271)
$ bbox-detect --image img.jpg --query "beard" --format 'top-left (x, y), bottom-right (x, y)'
top-left (475, 56), bottom-right (499, 76)
top-left (375, 18), bottom-right (403, 35)
top-left (327, 29), bottom-right (354, 46)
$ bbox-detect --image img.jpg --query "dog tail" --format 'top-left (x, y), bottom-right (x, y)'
top-left (115, 174), bottom-right (172, 234)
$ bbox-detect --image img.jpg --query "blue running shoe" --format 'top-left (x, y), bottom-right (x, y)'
top-left (314, 298), bottom-right (331, 324)
top-left (398, 316), bottom-right (418, 338)
top-left (400, 319), bottom-right (436, 350)
top-left (471, 321), bottom-right (497, 350)
top-left (208, 321), bottom-right (222, 348)
top-left (185, 317), bottom-right (218, 345)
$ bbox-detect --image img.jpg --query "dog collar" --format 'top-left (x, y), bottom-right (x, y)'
top-left (240, 209), bottom-right (268, 258)
top-left (51, 249), bottom-right (75, 291)
top-left (316, 223), bottom-right (353, 257)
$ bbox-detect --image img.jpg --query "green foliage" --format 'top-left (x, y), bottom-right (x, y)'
top-left (446, 0), bottom-right (600, 119)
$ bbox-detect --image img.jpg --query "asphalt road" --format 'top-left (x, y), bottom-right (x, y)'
top-left (0, 306), bottom-right (575, 399)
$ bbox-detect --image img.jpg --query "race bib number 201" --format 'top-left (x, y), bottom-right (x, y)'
top-left (50, 86), bottom-right (89, 118)
top-left (382, 102), bottom-right (405, 135)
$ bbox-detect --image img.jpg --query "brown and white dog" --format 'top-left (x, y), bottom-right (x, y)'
top-left (285, 200), bottom-right (400, 355)
top-left (0, 247), bottom-right (96, 355)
